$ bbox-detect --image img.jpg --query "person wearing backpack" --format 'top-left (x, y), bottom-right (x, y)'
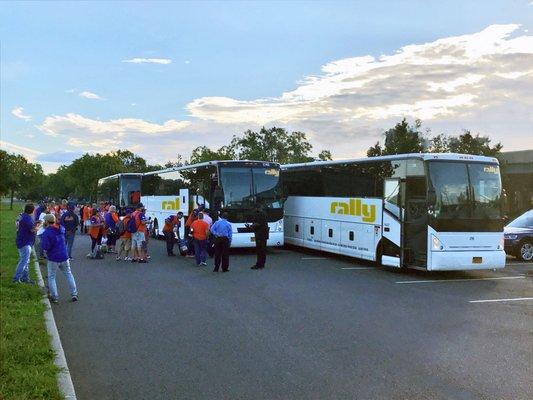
top-left (162, 211), bottom-right (183, 256)
top-left (87, 208), bottom-right (104, 259)
top-left (116, 209), bottom-right (133, 261)
top-left (130, 203), bottom-right (148, 263)
top-left (104, 205), bottom-right (119, 253)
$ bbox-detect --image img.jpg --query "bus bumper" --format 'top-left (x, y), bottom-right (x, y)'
top-left (230, 231), bottom-right (284, 248)
top-left (428, 250), bottom-right (506, 271)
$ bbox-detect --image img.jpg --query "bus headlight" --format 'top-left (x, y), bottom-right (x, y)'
top-left (276, 220), bottom-right (283, 232)
top-left (431, 235), bottom-right (444, 251)
top-left (499, 236), bottom-right (505, 250)
top-left (504, 234), bottom-right (517, 240)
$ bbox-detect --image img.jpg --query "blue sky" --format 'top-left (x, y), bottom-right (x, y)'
top-left (1, 1), bottom-right (532, 172)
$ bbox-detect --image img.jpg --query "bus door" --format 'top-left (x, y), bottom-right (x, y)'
top-left (381, 179), bottom-right (402, 267)
top-left (402, 177), bottom-right (428, 267)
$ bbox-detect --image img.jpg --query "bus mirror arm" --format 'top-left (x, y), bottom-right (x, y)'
top-left (427, 189), bottom-right (437, 208)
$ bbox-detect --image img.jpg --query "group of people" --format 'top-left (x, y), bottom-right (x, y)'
top-left (13, 198), bottom-right (271, 302)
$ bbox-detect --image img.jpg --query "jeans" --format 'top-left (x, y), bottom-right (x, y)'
top-left (47, 260), bottom-right (77, 299)
top-left (65, 231), bottom-right (76, 258)
top-left (13, 245), bottom-right (32, 282)
top-left (193, 239), bottom-right (207, 265)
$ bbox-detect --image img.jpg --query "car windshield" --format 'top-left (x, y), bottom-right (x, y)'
top-left (427, 161), bottom-right (502, 220)
top-left (507, 211), bottom-right (533, 228)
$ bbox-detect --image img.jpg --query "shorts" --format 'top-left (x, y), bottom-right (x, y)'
top-left (132, 231), bottom-right (145, 249)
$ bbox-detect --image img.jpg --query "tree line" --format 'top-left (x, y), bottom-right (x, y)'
top-left (0, 122), bottom-right (502, 207)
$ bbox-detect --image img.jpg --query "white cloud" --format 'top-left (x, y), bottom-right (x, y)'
top-left (38, 113), bottom-right (192, 150)
top-left (183, 24), bottom-right (533, 158)
top-left (79, 91), bottom-right (103, 100)
top-left (11, 107), bottom-right (32, 121)
top-left (122, 58), bottom-right (172, 65)
top-left (0, 140), bottom-right (41, 160)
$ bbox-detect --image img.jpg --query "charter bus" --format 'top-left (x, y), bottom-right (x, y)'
top-left (97, 173), bottom-right (143, 215)
top-left (282, 153), bottom-right (506, 271)
top-left (141, 160), bottom-right (284, 248)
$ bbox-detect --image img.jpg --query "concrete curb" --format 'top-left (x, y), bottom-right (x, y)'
top-left (33, 255), bottom-right (78, 400)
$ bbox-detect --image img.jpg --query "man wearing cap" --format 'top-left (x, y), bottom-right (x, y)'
top-left (41, 214), bottom-right (78, 303)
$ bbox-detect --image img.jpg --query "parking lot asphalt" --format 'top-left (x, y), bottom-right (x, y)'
top-left (46, 235), bottom-right (533, 400)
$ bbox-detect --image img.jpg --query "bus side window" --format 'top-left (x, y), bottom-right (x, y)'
top-left (349, 231), bottom-right (354, 241)
top-left (328, 228), bottom-right (333, 238)
top-left (295, 224), bottom-right (299, 233)
top-left (310, 226), bottom-right (315, 235)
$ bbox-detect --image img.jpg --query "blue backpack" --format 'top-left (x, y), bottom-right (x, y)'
top-left (126, 216), bottom-right (138, 233)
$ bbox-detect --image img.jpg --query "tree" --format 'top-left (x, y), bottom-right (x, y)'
top-left (367, 119), bottom-right (424, 157)
top-left (0, 150), bottom-right (46, 208)
top-left (446, 130), bottom-right (503, 156)
top-left (317, 150), bottom-right (333, 161)
top-left (229, 127), bottom-right (329, 164)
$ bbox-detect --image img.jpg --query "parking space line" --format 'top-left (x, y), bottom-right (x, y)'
top-left (341, 267), bottom-right (374, 270)
top-left (469, 297), bottom-right (533, 303)
top-left (301, 257), bottom-right (328, 260)
top-left (396, 276), bottom-right (525, 284)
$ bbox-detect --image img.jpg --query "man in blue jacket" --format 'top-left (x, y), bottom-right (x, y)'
top-left (12, 203), bottom-right (38, 284)
top-left (41, 214), bottom-right (78, 303)
top-left (60, 202), bottom-right (79, 259)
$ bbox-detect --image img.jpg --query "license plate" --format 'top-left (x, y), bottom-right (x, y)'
top-left (250, 237), bottom-right (255, 242)
top-left (472, 257), bottom-right (482, 264)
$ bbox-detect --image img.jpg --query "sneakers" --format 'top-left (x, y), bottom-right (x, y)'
top-left (21, 278), bottom-right (36, 285)
top-left (131, 258), bottom-right (138, 263)
top-left (48, 295), bottom-right (58, 304)
top-left (146, 255), bottom-right (151, 259)
top-left (124, 257), bottom-right (132, 261)
top-left (200, 262), bottom-right (207, 266)
top-left (71, 295), bottom-right (78, 302)
top-left (116, 256), bottom-right (122, 261)
top-left (138, 259), bottom-right (147, 263)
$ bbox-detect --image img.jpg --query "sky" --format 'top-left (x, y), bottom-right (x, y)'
top-left (1, 1), bottom-right (532, 173)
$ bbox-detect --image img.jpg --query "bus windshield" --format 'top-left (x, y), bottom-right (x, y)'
top-left (219, 166), bottom-right (282, 210)
top-left (428, 161), bottom-right (502, 221)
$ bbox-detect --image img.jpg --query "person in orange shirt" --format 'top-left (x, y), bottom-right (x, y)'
top-left (88, 208), bottom-right (104, 258)
top-left (190, 212), bottom-right (210, 266)
top-left (163, 211), bottom-right (183, 256)
top-left (116, 209), bottom-right (133, 261)
top-left (82, 203), bottom-right (92, 234)
top-left (131, 203), bottom-right (148, 263)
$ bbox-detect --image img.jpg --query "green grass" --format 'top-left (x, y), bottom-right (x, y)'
top-left (0, 204), bottom-right (62, 400)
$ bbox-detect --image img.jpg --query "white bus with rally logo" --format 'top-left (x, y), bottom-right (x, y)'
top-left (282, 153), bottom-right (506, 271)
top-left (141, 160), bottom-right (285, 248)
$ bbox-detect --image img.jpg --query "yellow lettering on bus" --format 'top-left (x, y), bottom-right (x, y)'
top-left (161, 198), bottom-right (181, 210)
top-left (330, 199), bottom-right (376, 223)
